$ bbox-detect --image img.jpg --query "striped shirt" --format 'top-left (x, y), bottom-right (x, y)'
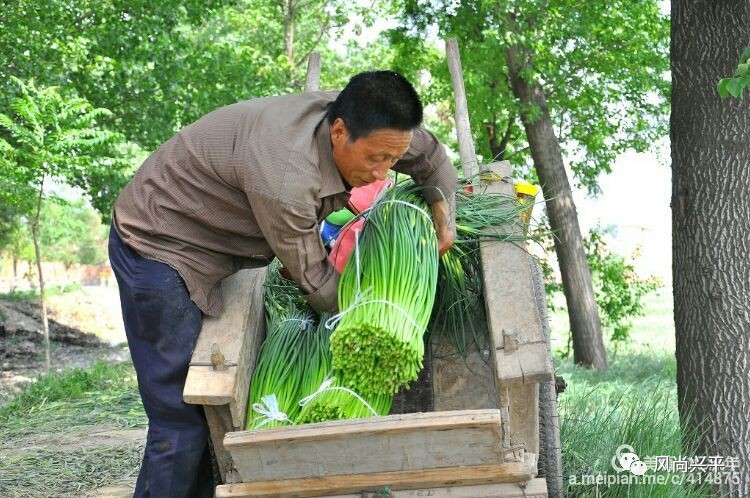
top-left (113, 91), bottom-right (457, 316)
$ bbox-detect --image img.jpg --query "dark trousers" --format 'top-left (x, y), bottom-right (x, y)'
top-left (109, 226), bottom-right (215, 498)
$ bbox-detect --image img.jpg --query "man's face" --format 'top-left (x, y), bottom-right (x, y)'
top-left (330, 118), bottom-right (413, 188)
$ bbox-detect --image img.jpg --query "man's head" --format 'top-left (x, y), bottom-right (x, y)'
top-left (328, 71), bottom-right (423, 187)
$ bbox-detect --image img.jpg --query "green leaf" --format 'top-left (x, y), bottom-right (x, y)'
top-left (0, 78), bottom-right (128, 218)
top-left (727, 77), bottom-right (746, 98)
top-left (740, 46), bottom-right (750, 64)
top-left (717, 78), bottom-right (731, 99)
top-left (0, 138), bottom-right (14, 157)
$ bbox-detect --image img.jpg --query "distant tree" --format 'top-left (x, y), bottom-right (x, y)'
top-left (583, 227), bottom-right (660, 352)
top-left (0, 196), bottom-right (26, 290)
top-left (672, 1), bottom-right (750, 495)
top-left (0, 78), bottom-right (127, 371)
top-left (0, 1), bottom-right (229, 148)
top-left (40, 199), bottom-right (108, 271)
top-left (0, 194), bottom-right (21, 253)
top-left (388, 0), bottom-right (669, 369)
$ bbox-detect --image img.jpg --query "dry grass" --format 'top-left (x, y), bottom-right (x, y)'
top-left (0, 361), bottom-right (147, 497)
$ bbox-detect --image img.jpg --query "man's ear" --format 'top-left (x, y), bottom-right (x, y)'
top-left (330, 118), bottom-right (349, 145)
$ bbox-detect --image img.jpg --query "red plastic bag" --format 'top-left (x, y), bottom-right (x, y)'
top-left (328, 218), bottom-right (365, 273)
top-left (328, 179), bottom-right (393, 273)
top-left (347, 179), bottom-right (392, 214)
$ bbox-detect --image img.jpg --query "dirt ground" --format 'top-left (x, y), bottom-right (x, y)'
top-left (0, 287), bottom-right (130, 402)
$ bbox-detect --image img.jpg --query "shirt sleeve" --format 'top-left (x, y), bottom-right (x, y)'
top-left (248, 192), bottom-right (340, 314)
top-left (392, 127), bottom-right (458, 229)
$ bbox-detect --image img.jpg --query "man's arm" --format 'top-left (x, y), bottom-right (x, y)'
top-left (430, 199), bottom-right (455, 257)
top-left (392, 127), bottom-right (458, 256)
top-left (248, 192), bottom-right (339, 313)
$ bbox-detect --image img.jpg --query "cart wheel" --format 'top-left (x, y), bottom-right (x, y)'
top-left (530, 258), bottom-right (564, 498)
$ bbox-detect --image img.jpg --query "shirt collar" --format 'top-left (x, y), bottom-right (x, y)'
top-left (315, 116), bottom-right (350, 198)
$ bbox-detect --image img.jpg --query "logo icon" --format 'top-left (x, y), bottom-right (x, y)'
top-left (612, 444), bottom-right (648, 475)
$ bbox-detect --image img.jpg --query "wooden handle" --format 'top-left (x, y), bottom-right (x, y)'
top-left (304, 53), bottom-right (321, 92)
top-left (445, 38), bottom-right (478, 180)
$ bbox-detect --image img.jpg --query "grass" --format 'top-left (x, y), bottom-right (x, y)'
top-left (551, 288), bottom-right (715, 497)
top-left (0, 288), bottom-right (714, 497)
top-left (0, 360), bottom-right (147, 497)
top-left (1, 361), bottom-right (137, 418)
top-left (549, 288), bottom-right (675, 356)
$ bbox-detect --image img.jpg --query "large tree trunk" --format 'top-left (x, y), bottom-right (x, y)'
top-left (505, 44), bottom-right (608, 370)
top-left (672, 2), bottom-right (750, 495)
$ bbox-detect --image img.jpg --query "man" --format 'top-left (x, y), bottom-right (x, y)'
top-left (109, 70), bottom-right (457, 497)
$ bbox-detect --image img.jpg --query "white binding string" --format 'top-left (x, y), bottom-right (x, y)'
top-left (250, 394), bottom-right (294, 428)
top-left (355, 228), bottom-right (361, 293)
top-left (298, 377), bottom-right (379, 416)
top-left (372, 199), bottom-right (432, 224)
top-left (278, 318), bottom-right (312, 330)
top-left (326, 296), bottom-right (421, 332)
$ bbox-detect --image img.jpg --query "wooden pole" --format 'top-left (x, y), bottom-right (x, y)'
top-left (445, 38), bottom-right (478, 181)
top-left (304, 52), bottom-right (321, 92)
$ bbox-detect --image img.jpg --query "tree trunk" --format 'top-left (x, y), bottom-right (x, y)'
top-left (672, 2), bottom-right (750, 495)
top-left (31, 183), bottom-right (51, 372)
top-left (284, 0), bottom-right (296, 67)
top-left (505, 44), bottom-right (607, 370)
top-left (484, 121), bottom-right (503, 161)
top-left (11, 254), bottom-right (18, 292)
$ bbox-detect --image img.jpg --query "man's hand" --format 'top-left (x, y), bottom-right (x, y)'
top-left (436, 225), bottom-right (455, 257)
top-left (430, 200), bottom-right (455, 257)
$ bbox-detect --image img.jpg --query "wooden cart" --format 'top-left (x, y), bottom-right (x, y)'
top-left (183, 41), bottom-right (563, 498)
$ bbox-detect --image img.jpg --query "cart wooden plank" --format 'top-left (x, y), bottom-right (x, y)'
top-left (478, 161), bottom-right (553, 386)
top-left (445, 38), bottom-right (478, 179)
top-left (223, 410), bottom-right (505, 482)
top-left (324, 477), bottom-right (548, 498)
top-left (215, 461), bottom-right (536, 498)
top-left (477, 161), bottom-right (554, 459)
top-left (304, 53), bottom-right (322, 92)
top-left (431, 335), bottom-right (498, 412)
top-left (496, 342), bottom-right (555, 384)
top-left (183, 267), bottom-right (267, 482)
top-left (184, 268), bottom-right (266, 425)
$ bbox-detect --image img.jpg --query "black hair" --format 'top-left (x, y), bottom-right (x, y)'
top-left (327, 70), bottom-right (423, 141)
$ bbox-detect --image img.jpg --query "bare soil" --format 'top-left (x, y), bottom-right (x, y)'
top-left (0, 288), bottom-right (129, 402)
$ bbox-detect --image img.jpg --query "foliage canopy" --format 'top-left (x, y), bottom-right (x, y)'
top-left (0, 78), bottom-right (127, 219)
top-left (384, 0), bottom-right (670, 192)
top-left (0, 0), bottom-right (365, 149)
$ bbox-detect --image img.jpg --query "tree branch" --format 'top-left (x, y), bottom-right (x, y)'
top-left (498, 112), bottom-right (516, 160)
top-left (293, 14), bottom-right (341, 69)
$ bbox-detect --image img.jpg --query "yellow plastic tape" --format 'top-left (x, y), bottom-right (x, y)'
top-left (514, 182), bottom-right (540, 197)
